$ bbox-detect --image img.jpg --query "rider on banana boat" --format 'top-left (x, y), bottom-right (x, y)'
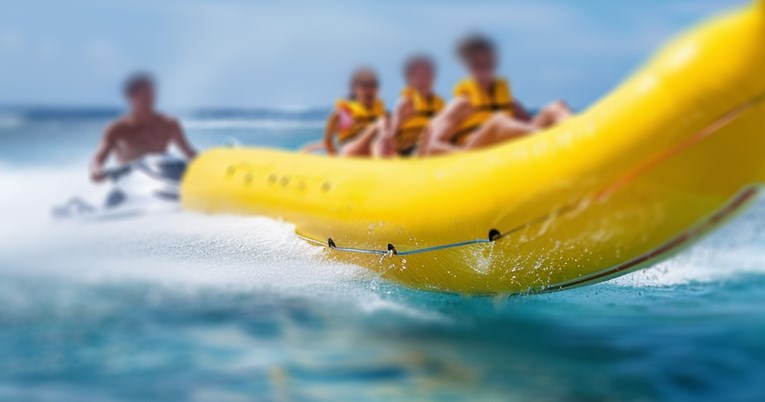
top-left (421, 34), bottom-right (572, 155)
top-left (376, 55), bottom-right (444, 157)
top-left (322, 68), bottom-right (387, 157)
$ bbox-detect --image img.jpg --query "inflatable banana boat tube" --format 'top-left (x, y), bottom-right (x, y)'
top-left (182, 2), bottom-right (765, 295)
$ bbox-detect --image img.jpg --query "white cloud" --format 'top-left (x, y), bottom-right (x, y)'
top-left (412, 1), bottom-right (585, 34)
top-left (36, 40), bottom-right (59, 59)
top-left (0, 32), bottom-right (24, 50)
top-left (84, 40), bottom-right (126, 76)
top-left (132, 0), bottom-right (751, 107)
top-left (159, 1), bottom-right (419, 107)
top-left (0, 0), bottom-right (747, 107)
top-left (666, 0), bottom-right (748, 16)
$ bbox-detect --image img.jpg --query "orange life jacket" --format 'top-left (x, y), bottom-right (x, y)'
top-left (451, 77), bottom-right (513, 145)
top-left (335, 99), bottom-right (386, 144)
top-left (395, 87), bottom-right (445, 154)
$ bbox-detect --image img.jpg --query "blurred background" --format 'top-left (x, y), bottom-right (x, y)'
top-left (2, 1), bottom-right (765, 401)
top-left (0, 0), bottom-right (747, 108)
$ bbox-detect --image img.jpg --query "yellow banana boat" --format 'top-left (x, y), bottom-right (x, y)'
top-left (182, 1), bottom-right (765, 295)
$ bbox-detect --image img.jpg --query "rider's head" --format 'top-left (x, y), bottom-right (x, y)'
top-left (123, 73), bottom-right (156, 115)
top-left (457, 34), bottom-right (497, 86)
top-left (403, 54), bottom-right (436, 95)
top-left (349, 67), bottom-right (379, 106)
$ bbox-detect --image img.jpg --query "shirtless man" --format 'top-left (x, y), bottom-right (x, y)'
top-left (421, 34), bottom-right (572, 155)
top-left (89, 73), bottom-right (197, 182)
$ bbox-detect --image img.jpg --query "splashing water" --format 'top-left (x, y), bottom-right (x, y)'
top-left (1, 111), bottom-right (765, 401)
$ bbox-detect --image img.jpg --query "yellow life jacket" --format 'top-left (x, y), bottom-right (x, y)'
top-left (395, 87), bottom-right (445, 154)
top-left (335, 99), bottom-right (386, 144)
top-left (452, 77), bottom-right (513, 145)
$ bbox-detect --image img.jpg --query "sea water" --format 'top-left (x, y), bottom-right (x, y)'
top-left (1, 108), bottom-right (764, 401)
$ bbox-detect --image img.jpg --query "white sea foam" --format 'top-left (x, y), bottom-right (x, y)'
top-left (611, 194), bottom-right (765, 288)
top-left (611, 245), bottom-right (765, 288)
top-left (0, 165), bottom-right (355, 287)
top-left (0, 165), bottom-right (449, 322)
top-left (1, 164), bottom-right (763, 298)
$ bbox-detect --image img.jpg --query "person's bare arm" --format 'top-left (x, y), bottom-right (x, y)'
top-left (423, 97), bottom-right (473, 155)
top-left (511, 99), bottom-right (533, 122)
top-left (89, 125), bottom-right (119, 183)
top-left (323, 112), bottom-right (340, 156)
top-left (169, 119), bottom-right (197, 159)
top-left (385, 97), bottom-right (412, 141)
top-left (373, 97), bottom-right (412, 157)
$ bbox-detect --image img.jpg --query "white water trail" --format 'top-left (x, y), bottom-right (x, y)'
top-left (611, 193), bottom-right (765, 287)
top-left (1, 164), bottom-right (764, 297)
top-left (0, 164), bottom-right (448, 322)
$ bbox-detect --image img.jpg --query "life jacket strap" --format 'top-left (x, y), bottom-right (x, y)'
top-left (475, 103), bottom-right (513, 112)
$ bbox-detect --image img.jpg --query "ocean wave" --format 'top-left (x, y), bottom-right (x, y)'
top-left (0, 114), bottom-right (25, 129)
top-left (181, 118), bottom-right (325, 130)
top-left (0, 106), bottom-right (329, 123)
top-left (0, 107), bottom-right (331, 133)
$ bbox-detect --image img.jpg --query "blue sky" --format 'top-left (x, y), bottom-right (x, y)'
top-left (0, 0), bottom-right (748, 109)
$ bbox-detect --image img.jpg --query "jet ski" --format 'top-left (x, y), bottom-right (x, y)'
top-left (52, 155), bottom-right (187, 221)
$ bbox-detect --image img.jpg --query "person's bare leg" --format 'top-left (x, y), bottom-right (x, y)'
top-left (415, 126), bottom-right (433, 157)
top-left (463, 114), bottom-right (535, 150)
top-left (300, 141), bottom-right (326, 153)
top-left (420, 98), bottom-right (472, 156)
top-left (371, 119), bottom-right (398, 158)
top-left (340, 124), bottom-right (380, 157)
top-left (532, 100), bottom-right (573, 129)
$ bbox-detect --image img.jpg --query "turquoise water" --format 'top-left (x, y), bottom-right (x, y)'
top-left (1, 109), bottom-right (765, 401)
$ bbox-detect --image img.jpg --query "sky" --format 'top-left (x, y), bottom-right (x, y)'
top-left (0, 0), bottom-right (749, 109)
